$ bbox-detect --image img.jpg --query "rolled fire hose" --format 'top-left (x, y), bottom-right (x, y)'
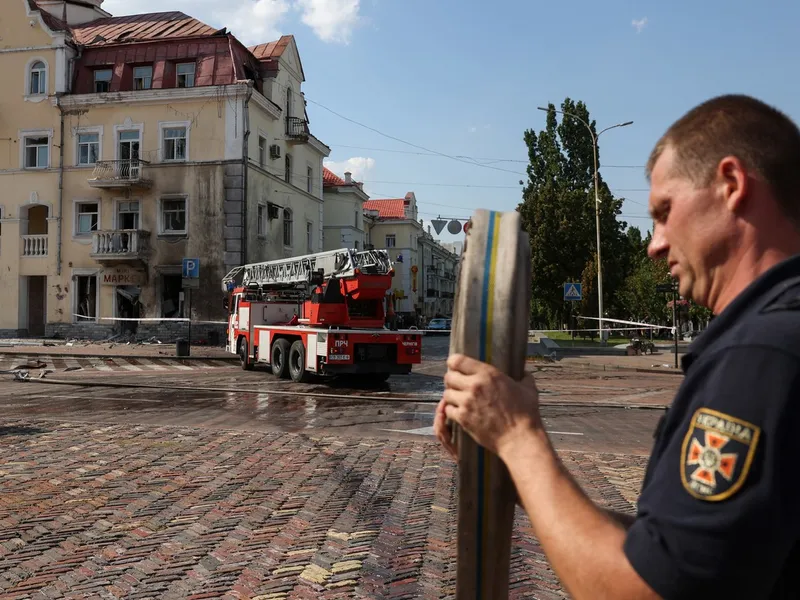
top-left (448, 208), bottom-right (532, 599)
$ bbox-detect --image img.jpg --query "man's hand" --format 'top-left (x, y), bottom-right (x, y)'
top-left (438, 353), bottom-right (542, 459)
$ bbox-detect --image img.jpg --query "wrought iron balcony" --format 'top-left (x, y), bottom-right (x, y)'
top-left (88, 160), bottom-right (152, 189)
top-left (285, 116), bottom-right (310, 142)
top-left (90, 230), bottom-right (150, 262)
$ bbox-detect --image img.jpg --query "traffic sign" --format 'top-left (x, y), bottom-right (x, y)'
top-left (431, 219), bottom-right (447, 235)
top-left (182, 258), bottom-right (200, 279)
top-left (563, 282), bottom-right (582, 301)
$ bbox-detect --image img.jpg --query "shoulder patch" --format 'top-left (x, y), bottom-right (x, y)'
top-left (680, 408), bottom-right (761, 501)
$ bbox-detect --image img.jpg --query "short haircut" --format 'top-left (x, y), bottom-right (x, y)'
top-left (647, 94), bottom-right (800, 224)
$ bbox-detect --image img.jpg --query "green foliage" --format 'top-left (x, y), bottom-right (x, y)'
top-left (518, 98), bottom-right (631, 328)
top-left (618, 255), bottom-right (671, 323)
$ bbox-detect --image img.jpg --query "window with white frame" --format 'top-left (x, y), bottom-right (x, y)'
top-left (176, 62), bottom-right (195, 88)
top-left (94, 69), bottom-right (112, 93)
top-left (257, 204), bottom-right (267, 237)
top-left (283, 208), bottom-right (292, 247)
top-left (258, 136), bottom-right (266, 167)
top-left (385, 234), bottom-right (396, 248)
top-left (75, 202), bottom-right (99, 235)
top-left (160, 197), bottom-right (187, 235)
top-left (117, 200), bottom-right (140, 230)
top-left (77, 132), bottom-right (100, 165)
top-left (133, 66), bottom-right (152, 90)
top-left (29, 61), bottom-right (46, 95)
top-left (306, 166), bottom-right (313, 194)
top-left (24, 136), bottom-right (49, 169)
top-left (162, 126), bottom-right (187, 161)
top-left (306, 221), bottom-right (313, 252)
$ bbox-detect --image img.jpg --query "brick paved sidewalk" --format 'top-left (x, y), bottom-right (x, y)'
top-left (0, 420), bottom-right (646, 599)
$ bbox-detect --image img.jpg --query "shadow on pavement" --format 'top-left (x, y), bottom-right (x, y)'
top-left (0, 424), bottom-right (48, 437)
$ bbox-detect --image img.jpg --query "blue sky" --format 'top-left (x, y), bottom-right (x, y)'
top-left (115, 0), bottom-right (800, 243)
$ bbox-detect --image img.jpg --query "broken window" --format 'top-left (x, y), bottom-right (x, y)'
top-left (24, 136), bottom-right (49, 168)
top-left (160, 198), bottom-right (186, 234)
top-left (117, 201), bottom-right (139, 230)
top-left (161, 274), bottom-right (183, 318)
top-left (75, 275), bottom-right (97, 321)
top-left (176, 63), bottom-right (195, 88)
top-left (162, 127), bottom-right (187, 161)
top-left (133, 65), bottom-right (152, 90)
top-left (94, 69), bottom-right (112, 93)
top-left (76, 202), bottom-right (99, 235)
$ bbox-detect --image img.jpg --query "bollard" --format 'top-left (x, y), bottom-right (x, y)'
top-left (449, 209), bottom-right (532, 599)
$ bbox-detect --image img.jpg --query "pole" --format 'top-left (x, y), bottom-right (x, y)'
top-left (591, 137), bottom-right (604, 345)
top-left (188, 288), bottom-right (192, 356)
top-left (536, 107), bottom-right (633, 347)
top-left (672, 284), bottom-right (678, 369)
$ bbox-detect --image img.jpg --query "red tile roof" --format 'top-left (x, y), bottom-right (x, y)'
top-left (323, 167), bottom-right (347, 187)
top-left (71, 11), bottom-right (220, 46)
top-left (248, 35), bottom-right (293, 60)
top-left (363, 199), bottom-right (407, 219)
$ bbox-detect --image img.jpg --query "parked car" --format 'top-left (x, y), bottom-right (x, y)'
top-left (427, 318), bottom-right (451, 335)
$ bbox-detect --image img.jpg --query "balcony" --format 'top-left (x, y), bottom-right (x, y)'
top-left (88, 160), bottom-right (152, 189)
top-left (90, 230), bottom-right (150, 263)
top-left (21, 235), bottom-right (48, 257)
top-left (285, 117), bottom-right (310, 142)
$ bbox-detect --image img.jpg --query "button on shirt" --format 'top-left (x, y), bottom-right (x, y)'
top-left (623, 255), bottom-right (800, 599)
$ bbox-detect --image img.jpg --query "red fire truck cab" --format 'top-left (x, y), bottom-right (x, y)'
top-left (222, 249), bottom-right (422, 382)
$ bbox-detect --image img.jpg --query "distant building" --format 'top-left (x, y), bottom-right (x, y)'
top-left (321, 168), bottom-right (368, 251)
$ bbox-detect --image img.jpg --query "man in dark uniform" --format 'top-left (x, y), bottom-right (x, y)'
top-left (434, 94), bottom-right (800, 599)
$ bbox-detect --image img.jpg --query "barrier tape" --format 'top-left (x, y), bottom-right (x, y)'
top-left (72, 314), bottom-right (228, 325)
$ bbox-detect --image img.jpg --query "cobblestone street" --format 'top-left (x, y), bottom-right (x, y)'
top-left (0, 337), bottom-right (680, 599)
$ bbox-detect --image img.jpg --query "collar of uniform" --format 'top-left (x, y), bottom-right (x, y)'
top-left (681, 253), bottom-right (800, 372)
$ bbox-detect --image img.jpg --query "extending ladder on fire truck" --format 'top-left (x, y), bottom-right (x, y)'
top-left (221, 248), bottom-right (394, 292)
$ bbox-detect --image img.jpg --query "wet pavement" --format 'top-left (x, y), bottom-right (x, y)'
top-left (0, 335), bottom-right (683, 599)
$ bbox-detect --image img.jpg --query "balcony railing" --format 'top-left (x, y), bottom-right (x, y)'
top-left (91, 230), bottom-right (149, 261)
top-left (286, 116), bottom-right (310, 141)
top-left (21, 234), bottom-right (48, 257)
top-left (88, 160), bottom-right (152, 189)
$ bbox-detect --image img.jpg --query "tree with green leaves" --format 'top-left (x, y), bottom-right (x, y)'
top-left (518, 98), bottom-right (631, 328)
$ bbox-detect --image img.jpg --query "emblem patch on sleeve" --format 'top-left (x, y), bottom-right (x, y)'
top-left (680, 408), bottom-right (761, 501)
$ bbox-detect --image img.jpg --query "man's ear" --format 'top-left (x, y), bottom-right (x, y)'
top-left (717, 155), bottom-right (749, 213)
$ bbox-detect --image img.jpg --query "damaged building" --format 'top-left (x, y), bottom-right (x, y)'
top-left (0, 0), bottom-right (330, 341)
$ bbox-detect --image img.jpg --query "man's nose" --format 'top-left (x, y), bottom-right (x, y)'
top-left (648, 226), bottom-right (668, 260)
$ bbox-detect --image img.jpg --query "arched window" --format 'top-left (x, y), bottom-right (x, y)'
top-left (286, 87), bottom-right (293, 118)
top-left (283, 208), bottom-right (293, 247)
top-left (29, 61), bottom-right (46, 95)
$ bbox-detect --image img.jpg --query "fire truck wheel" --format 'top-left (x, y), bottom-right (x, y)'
top-left (271, 338), bottom-right (291, 379)
top-left (288, 340), bottom-right (311, 383)
top-left (238, 338), bottom-right (254, 371)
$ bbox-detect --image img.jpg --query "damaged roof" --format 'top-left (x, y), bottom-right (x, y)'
top-left (248, 35), bottom-right (293, 60)
top-left (71, 11), bottom-right (221, 46)
top-left (28, 0), bottom-right (70, 33)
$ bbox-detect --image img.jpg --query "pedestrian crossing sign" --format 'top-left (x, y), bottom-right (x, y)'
top-left (564, 283), bottom-right (582, 301)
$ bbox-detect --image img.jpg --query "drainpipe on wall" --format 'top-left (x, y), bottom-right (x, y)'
top-left (55, 96), bottom-right (64, 277)
top-left (241, 82), bottom-right (253, 264)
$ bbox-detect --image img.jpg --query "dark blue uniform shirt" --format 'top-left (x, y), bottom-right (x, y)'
top-left (624, 255), bottom-right (800, 599)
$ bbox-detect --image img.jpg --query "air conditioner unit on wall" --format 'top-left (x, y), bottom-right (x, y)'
top-left (269, 144), bottom-right (281, 159)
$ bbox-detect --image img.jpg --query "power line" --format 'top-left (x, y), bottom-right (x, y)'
top-left (327, 144), bottom-right (646, 170)
top-left (305, 97), bottom-right (527, 177)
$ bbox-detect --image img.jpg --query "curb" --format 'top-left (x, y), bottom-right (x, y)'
top-left (0, 350), bottom-right (238, 361)
top-left (526, 356), bottom-right (684, 376)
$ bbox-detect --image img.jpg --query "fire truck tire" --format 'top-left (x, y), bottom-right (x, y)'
top-left (271, 338), bottom-right (291, 379)
top-left (238, 337), bottom-right (254, 371)
top-left (288, 340), bottom-right (311, 383)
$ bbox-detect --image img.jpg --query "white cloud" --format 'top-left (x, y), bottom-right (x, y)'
top-left (100, 0), bottom-right (360, 46)
top-left (324, 156), bottom-right (375, 182)
top-left (631, 17), bottom-right (648, 33)
top-left (468, 126), bottom-right (477, 133)
top-left (295, 0), bottom-right (361, 44)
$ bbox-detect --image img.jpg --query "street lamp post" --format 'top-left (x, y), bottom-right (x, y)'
top-left (536, 106), bottom-right (632, 345)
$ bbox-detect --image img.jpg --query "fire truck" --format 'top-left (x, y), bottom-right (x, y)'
top-left (221, 248), bottom-right (422, 382)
